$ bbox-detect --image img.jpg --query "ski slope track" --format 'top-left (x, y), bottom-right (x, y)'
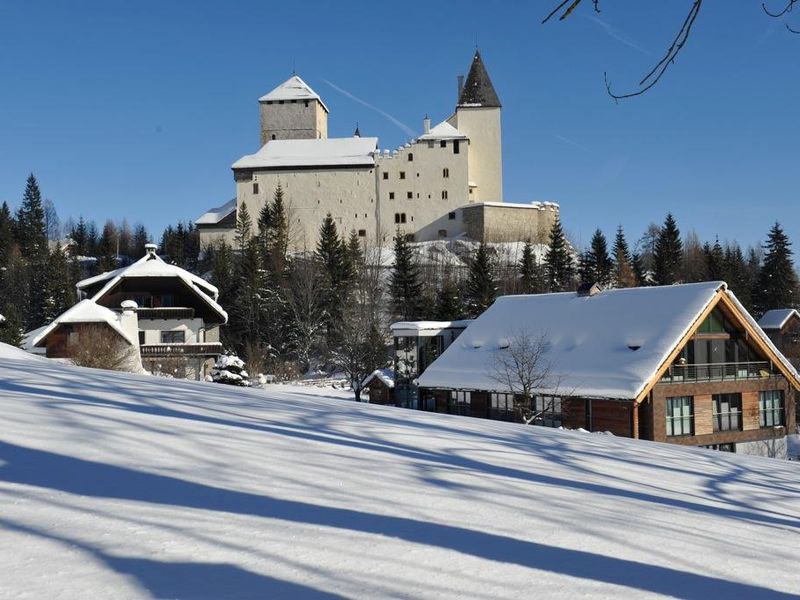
top-left (0, 343), bottom-right (798, 598)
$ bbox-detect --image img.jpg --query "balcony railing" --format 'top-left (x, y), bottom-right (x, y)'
top-left (139, 342), bottom-right (222, 357)
top-left (128, 307), bottom-right (196, 320)
top-left (659, 361), bottom-right (777, 384)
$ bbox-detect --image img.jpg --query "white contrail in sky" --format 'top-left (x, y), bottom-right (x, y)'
top-left (554, 134), bottom-right (589, 151)
top-left (582, 14), bottom-right (652, 56)
top-left (322, 78), bottom-right (416, 138)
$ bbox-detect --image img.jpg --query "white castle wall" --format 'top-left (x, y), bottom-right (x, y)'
top-left (449, 107), bottom-right (503, 203)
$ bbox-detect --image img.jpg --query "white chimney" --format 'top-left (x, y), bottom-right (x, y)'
top-left (144, 243), bottom-right (157, 259)
top-left (423, 115), bottom-right (431, 134)
top-left (119, 300), bottom-right (140, 347)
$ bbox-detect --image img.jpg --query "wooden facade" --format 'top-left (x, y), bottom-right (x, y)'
top-left (366, 377), bottom-right (395, 405)
top-left (42, 323), bottom-right (129, 359)
top-left (419, 288), bottom-right (798, 455)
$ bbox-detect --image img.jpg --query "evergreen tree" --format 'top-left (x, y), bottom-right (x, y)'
top-left (588, 229), bottom-right (612, 286)
top-left (86, 221), bottom-right (99, 256)
top-left (389, 229), bottom-right (423, 321)
top-left (543, 217), bottom-right (574, 292)
top-left (70, 216), bottom-right (89, 256)
top-left (753, 222), bottom-right (798, 316)
top-left (15, 174), bottom-right (47, 258)
top-left (0, 202), bottom-right (14, 268)
top-left (724, 243), bottom-right (751, 309)
top-left (235, 202), bottom-right (253, 251)
top-left (132, 224), bottom-right (150, 257)
top-left (118, 218), bottom-right (133, 258)
top-left (578, 250), bottom-right (595, 288)
top-left (612, 225), bottom-right (637, 288)
top-left (43, 247), bottom-right (73, 321)
top-left (96, 220), bottom-right (118, 273)
top-left (435, 275), bottom-right (464, 320)
top-left (631, 252), bottom-right (646, 286)
top-left (705, 238), bottom-right (725, 280)
top-left (518, 240), bottom-right (540, 294)
top-left (267, 184), bottom-right (289, 277)
top-left (0, 304), bottom-right (24, 347)
top-left (652, 213), bottom-right (683, 285)
top-left (316, 214), bottom-right (348, 335)
top-left (464, 243), bottom-right (497, 317)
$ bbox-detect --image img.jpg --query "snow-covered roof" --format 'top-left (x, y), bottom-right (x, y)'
top-left (0, 313), bottom-right (4, 323)
top-left (417, 121), bottom-right (468, 141)
top-left (758, 309), bottom-right (799, 330)
top-left (31, 300), bottom-right (135, 348)
top-left (232, 137), bottom-right (378, 170)
top-left (77, 251), bottom-right (227, 323)
top-left (362, 368), bottom-right (395, 389)
top-left (419, 282), bottom-right (746, 400)
top-left (390, 320), bottom-right (473, 332)
top-left (258, 75), bottom-right (329, 113)
top-left (196, 198), bottom-right (236, 226)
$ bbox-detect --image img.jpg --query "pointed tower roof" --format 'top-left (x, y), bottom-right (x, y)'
top-left (458, 51), bottom-right (501, 108)
top-left (354, 124), bottom-right (361, 137)
top-left (259, 75), bottom-right (329, 113)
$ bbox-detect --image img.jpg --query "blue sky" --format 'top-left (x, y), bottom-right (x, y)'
top-left (1, 1), bottom-right (798, 251)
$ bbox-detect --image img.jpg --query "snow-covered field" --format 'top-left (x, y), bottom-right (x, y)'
top-left (0, 345), bottom-right (798, 599)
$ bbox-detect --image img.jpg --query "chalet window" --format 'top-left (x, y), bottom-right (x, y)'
top-left (408, 153), bottom-right (413, 161)
top-left (449, 391), bottom-right (471, 416)
top-left (407, 191), bottom-right (413, 199)
top-left (383, 172), bottom-right (389, 180)
top-left (138, 331), bottom-right (145, 345)
top-left (441, 190), bottom-right (448, 200)
top-left (160, 330), bottom-right (185, 344)
top-left (759, 390), bottom-right (785, 427)
top-left (490, 393), bottom-right (515, 421)
top-left (160, 294), bottom-right (175, 308)
top-left (253, 182), bottom-right (259, 194)
top-left (399, 171), bottom-right (406, 179)
top-left (453, 140), bottom-right (460, 154)
top-left (443, 168), bottom-right (449, 178)
top-left (358, 229), bottom-right (366, 237)
top-left (713, 393), bottom-right (742, 432)
top-left (389, 192), bottom-right (395, 200)
top-left (67, 331), bottom-right (79, 346)
top-left (666, 396), bottom-right (693, 436)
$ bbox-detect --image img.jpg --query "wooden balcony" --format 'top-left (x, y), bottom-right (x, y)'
top-left (659, 361), bottom-right (778, 384)
top-left (134, 307), bottom-right (196, 320)
top-left (139, 342), bottom-right (223, 357)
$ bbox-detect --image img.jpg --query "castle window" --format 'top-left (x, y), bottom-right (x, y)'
top-left (401, 213), bottom-right (407, 223)
top-left (407, 192), bottom-right (413, 199)
top-left (271, 134), bottom-right (276, 140)
top-left (389, 192), bottom-right (395, 200)
top-left (448, 212), bottom-right (456, 220)
top-left (453, 140), bottom-right (460, 154)
top-left (443, 168), bottom-right (450, 178)
top-left (427, 141), bottom-right (434, 149)
top-left (253, 182), bottom-right (259, 194)
top-left (279, 100), bottom-right (284, 104)
top-left (358, 229), bottom-right (366, 237)
top-left (304, 100), bottom-right (309, 107)
top-left (441, 190), bottom-right (448, 200)
top-left (440, 140), bottom-right (447, 148)
top-left (383, 172), bottom-right (388, 180)
top-left (395, 213), bottom-right (400, 224)
top-left (399, 172), bottom-right (406, 179)
top-left (408, 153), bottom-right (413, 161)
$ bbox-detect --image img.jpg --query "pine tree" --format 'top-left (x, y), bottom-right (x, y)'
top-left (15, 174), bottom-right (47, 258)
top-left (631, 252), bottom-right (646, 286)
top-left (390, 229), bottom-right (423, 321)
top-left (235, 203), bottom-right (253, 252)
top-left (544, 217), bottom-right (574, 292)
top-left (464, 243), bottom-right (497, 317)
top-left (435, 276), bottom-right (464, 320)
top-left (96, 220), bottom-right (118, 273)
top-left (316, 214), bottom-right (348, 335)
top-left (612, 226), bottom-right (637, 288)
top-left (518, 240), bottom-right (539, 294)
top-left (0, 304), bottom-right (24, 347)
top-left (0, 202), bottom-right (14, 268)
top-left (753, 222), bottom-right (798, 316)
top-left (578, 250), bottom-right (595, 288)
top-left (43, 246), bottom-right (73, 321)
top-left (70, 216), bottom-right (89, 256)
top-left (724, 243), bottom-right (751, 309)
top-left (132, 224), bottom-right (150, 258)
top-left (705, 238), bottom-right (725, 281)
top-left (652, 213), bottom-right (683, 285)
top-left (118, 218), bottom-right (133, 258)
top-left (86, 221), bottom-right (99, 256)
top-left (587, 229), bottom-right (612, 287)
top-left (267, 184), bottom-right (289, 277)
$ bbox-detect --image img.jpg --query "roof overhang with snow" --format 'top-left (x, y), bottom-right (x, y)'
top-left (258, 75), bottom-right (330, 113)
top-left (196, 198), bottom-right (237, 226)
top-left (232, 137), bottom-right (378, 170)
top-left (31, 300), bottom-right (135, 348)
top-left (417, 282), bottom-right (800, 401)
top-left (758, 309), bottom-right (800, 331)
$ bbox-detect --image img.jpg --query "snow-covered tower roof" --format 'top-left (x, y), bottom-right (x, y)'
top-left (259, 75), bottom-right (329, 113)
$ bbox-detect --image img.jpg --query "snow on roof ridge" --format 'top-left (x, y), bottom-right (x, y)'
top-left (196, 198), bottom-right (236, 225)
top-left (232, 137), bottom-right (378, 170)
top-left (258, 75), bottom-right (329, 113)
top-left (758, 308), bottom-right (800, 330)
top-left (361, 368), bottom-right (395, 389)
top-left (417, 120), bottom-right (467, 140)
top-left (418, 282), bottom-right (727, 399)
top-left (31, 299), bottom-right (135, 348)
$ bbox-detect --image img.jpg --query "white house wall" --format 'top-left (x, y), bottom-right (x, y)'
top-left (138, 318), bottom-right (206, 345)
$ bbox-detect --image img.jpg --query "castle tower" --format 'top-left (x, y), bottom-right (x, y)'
top-left (449, 51), bottom-right (503, 203)
top-left (258, 75), bottom-right (329, 145)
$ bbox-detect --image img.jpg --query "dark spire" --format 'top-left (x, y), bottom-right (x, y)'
top-left (457, 50), bottom-right (501, 108)
top-left (354, 123), bottom-right (361, 137)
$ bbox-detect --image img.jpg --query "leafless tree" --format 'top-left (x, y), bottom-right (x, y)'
top-left (65, 326), bottom-right (140, 372)
top-left (489, 329), bottom-right (564, 424)
top-left (545, 1), bottom-right (800, 98)
top-left (285, 254), bottom-right (326, 373)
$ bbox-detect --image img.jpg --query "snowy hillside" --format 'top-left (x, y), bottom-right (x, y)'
top-left (0, 346), bottom-right (798, 599)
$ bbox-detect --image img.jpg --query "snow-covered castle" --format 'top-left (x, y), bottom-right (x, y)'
top-left (197, 51), bottom-right (558, 249)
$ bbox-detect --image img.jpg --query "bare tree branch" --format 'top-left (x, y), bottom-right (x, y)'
top-left (542, 0), bottom-right (600, 24)
top-left (762, 0), bottom-right (798, 18)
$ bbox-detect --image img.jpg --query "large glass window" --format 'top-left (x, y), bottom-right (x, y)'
top-left (449, 391), bottom-right (471, 416)
top-left (759, 390), bottom-right (785, 427)
top-left (666, 396), bottom-right (693, 436)
top-left (490, 393), bottom-right (515, 421)
top-left (713, 393), bottom-right (742, 431)
top-left (533, 396), bottom-right (562, 428)
top-left (160, 330), bottom-right (185, 344)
